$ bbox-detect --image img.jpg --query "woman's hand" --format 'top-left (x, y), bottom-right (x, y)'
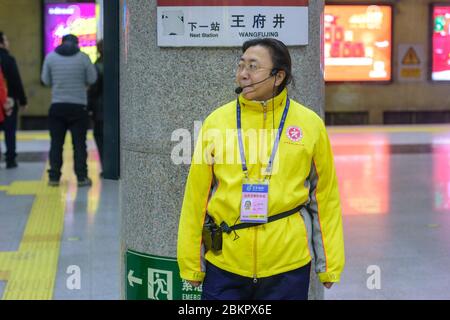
top-left (188, 281), bottom-right (202, 287)
top-left (323, 282), bottom-right (334, 289)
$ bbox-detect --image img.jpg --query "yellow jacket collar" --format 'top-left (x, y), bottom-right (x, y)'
top-left (238, 88), bottom-right (288, 112)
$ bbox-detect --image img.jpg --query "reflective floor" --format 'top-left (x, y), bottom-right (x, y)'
top-left (327, 125), bottom-right (450, 299)
top-left (1, 125), bottom-right (450, 299)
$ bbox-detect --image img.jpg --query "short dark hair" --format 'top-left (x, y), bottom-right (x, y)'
top-left (242, 38), bottom-right (293, 94)
top-left (0, 32), bottom-right (4, 45)
top-left (62, 34), bottom-right (79, 45)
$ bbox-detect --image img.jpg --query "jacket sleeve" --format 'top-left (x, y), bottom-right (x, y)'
top-left (0, 69), bottom-right (7, 108)
top-left (177, 122), bottom-right (214, 282)
top-left (307, 119), bottom-right (345, 283)
top-left (85, 56), bottom-right (97, 86)
top-left (4, 56), bottom-right (27, 105)
top-left (41, 56), bottom-right (52, 87)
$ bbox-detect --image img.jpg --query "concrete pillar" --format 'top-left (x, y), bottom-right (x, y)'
top-left (120, 0), bottom-right (324, 300)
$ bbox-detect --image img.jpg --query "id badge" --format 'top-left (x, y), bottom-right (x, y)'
top-left (240, 179), bottom-right (269, 223)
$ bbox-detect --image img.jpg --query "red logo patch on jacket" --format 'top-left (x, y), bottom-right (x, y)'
top-left (286, 126), bottom-right (302, 142)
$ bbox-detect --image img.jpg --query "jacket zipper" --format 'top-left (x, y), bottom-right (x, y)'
top-left (253, 101), bottom-right (268, 283)
top-left (253, 227), bottom-right (258, 283)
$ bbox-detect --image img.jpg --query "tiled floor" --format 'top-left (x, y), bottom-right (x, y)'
top-left (325, 125), bottom-right (450, 299)
top-left (0, 132), bottom-right (120, 300)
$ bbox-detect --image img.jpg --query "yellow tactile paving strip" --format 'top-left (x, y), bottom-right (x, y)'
top-left (0, 134), bottom-right (99, 300)
top-left (0, 173), bottom-right (67, 300)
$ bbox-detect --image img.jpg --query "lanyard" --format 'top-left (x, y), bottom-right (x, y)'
top-left (236, 98), bottom-right (290, 178)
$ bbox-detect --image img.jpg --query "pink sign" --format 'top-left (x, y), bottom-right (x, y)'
top-left (44, 3), bottom-right (98, 62)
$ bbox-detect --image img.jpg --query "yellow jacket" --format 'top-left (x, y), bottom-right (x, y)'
top-left (177, 88), bottom-right (345, 283)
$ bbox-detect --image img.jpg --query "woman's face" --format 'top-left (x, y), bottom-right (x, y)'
top-left (236, 45), bottom-right (284, 101)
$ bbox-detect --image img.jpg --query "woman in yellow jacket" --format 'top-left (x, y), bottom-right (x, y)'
top-left (177, 38), bottom-right (345, 300)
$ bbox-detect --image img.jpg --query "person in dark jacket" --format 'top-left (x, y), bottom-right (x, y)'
top-left (88, 40), bottom-right (104, 175)
top-left (41, 34), bottom-right (97, 187)
top-left (0, 31), bottom-right (28, 169)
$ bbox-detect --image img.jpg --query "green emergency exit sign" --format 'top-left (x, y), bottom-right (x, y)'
top-left (125, 249), bottom-right (202, 300)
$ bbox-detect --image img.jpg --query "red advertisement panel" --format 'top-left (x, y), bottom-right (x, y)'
top-left (324, 5), bottom-right (392, 82)
top-left (431, 5), bottom-right (450, 81)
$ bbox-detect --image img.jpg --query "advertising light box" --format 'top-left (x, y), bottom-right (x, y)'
top-left (324, 5), bottom-right (392, 82)
top-left (43, 3), bottom-right (98, 62)
top-left (431, 5), bottom-right (450, 81)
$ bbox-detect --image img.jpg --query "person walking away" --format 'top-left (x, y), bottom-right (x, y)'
top-left (41, 34), bottom-right (97, 187)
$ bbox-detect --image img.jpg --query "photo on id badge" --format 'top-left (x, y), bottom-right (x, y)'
top-left (240, 180), bottom-right (269, 223)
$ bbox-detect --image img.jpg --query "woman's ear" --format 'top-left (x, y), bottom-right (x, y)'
top-left (275, 70), bottom-right (286, 86)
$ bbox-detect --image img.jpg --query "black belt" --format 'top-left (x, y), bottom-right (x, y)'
top-left (219, 204), bottom-right (306, 234)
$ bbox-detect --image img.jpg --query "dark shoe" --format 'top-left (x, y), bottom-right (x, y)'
top-left (77, 177), bottom-right (92, 187)
top-left (6, 161), bottom-right (18, 169)
top-left (48, 180), bottom-right (60, 187)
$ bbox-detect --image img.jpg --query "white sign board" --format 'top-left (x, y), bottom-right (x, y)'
top-left (157, 0), bottom-right (309, 47)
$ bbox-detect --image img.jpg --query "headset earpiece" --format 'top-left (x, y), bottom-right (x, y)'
top-left (271, 69), bottom-right (278, 76)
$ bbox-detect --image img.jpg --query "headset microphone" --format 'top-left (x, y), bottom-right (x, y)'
top-left (235, 69), bottom-right (278, 95)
